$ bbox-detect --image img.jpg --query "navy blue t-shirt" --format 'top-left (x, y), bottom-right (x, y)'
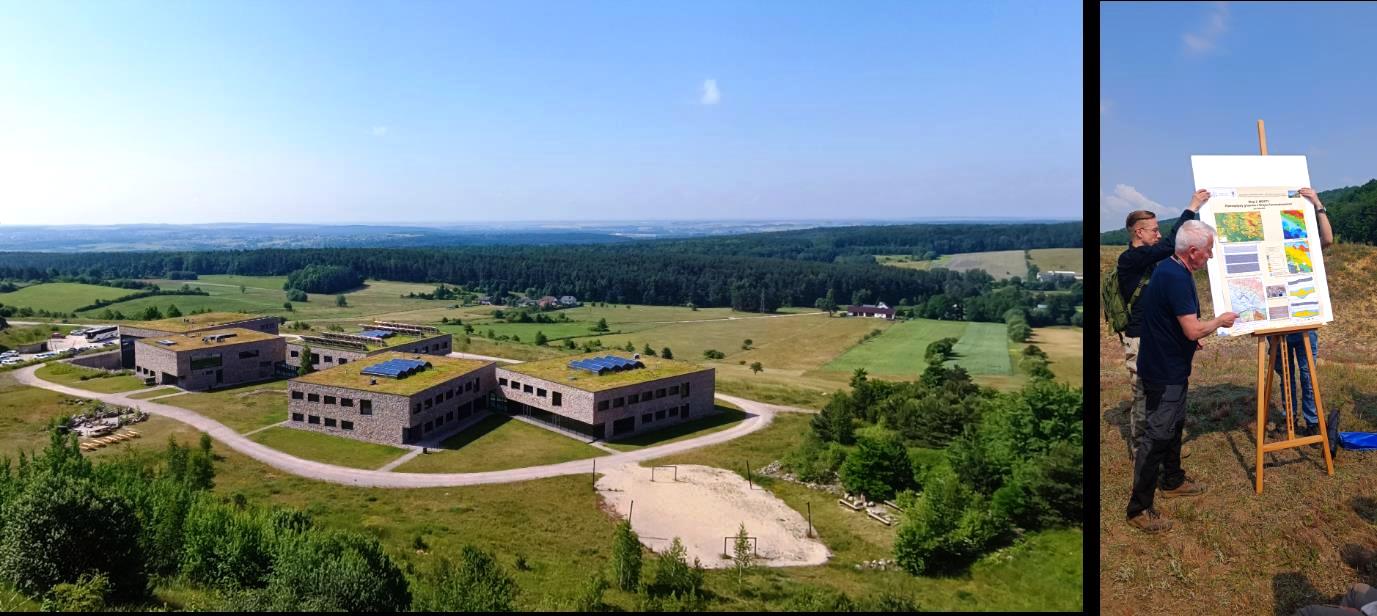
top-left (1137, 257), bottom-right (1200, 385)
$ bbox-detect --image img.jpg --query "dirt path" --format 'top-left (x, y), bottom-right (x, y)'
top-left (13, 365), bottom-right (802, 489)
top-left (597, 461), bottom-right (829, 568)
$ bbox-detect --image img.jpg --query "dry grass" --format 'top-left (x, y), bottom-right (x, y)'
top-left (1099, 245), bottom-right (1377, 615)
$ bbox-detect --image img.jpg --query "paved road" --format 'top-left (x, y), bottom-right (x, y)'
top-left (13, 364), bottom-right (805, 488)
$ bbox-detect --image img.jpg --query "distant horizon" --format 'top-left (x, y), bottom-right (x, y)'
top-left (0, 215), bottom-right (1083, 228)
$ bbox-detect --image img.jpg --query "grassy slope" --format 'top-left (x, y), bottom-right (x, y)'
top-left (248, 426), bottom-right (409, 470)
top-left (163, 380), bottom-right (289, 433)
top-left (1027, 247), bottom-right (1084, 273)
top-left (0, 282), bottom-right (132, 313)
top-left (86, 276), bottom-right (440, 321)
top-left (393, 414), bottom-right (601, 473)
top-left (34, 362), bottom-right (147, 393)
top-left (0, 324), bottom-right (73, 350)
top-left (1099, 245), bottom-right (1377, 615)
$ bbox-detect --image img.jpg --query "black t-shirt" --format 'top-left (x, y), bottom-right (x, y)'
top-left (1137, 257), bottom-right (1200, 385)
top-left (1117, 209), bottom-right (1199, 338)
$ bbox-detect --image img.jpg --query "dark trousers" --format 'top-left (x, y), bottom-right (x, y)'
top-left (1126, 380), bottom-right (1189, 519)
top-left (1293, 583), bottom-right (1377, 615)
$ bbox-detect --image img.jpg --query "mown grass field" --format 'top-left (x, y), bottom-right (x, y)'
top-left (248, 425), bottom-right (409, 470)
top-left (392, 413), bottom-right (601, 473)
top-left (824, 318), bottom-right (968, 377)
top-left (163, 379), bottom-right (289, 433)
top-left (1099, 245), bottom-right (1377, 615)
top-left (1028, 247), bottom-right (1083, 273)
top-left (34, 362), bottom-right (148, 393)
top-left (879, 250), bottom-right (1029, 279)
top-left (81, 275), bottom-right (444, 321)
top-left (0, 282), bottom-right (133, 313)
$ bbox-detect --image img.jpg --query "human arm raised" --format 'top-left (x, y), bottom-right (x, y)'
top-left (1297, 187), bottom-right (1334, 249)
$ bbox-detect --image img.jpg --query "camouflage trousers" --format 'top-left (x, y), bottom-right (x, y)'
top-left (1121, 334), bottom-right (1147, 459)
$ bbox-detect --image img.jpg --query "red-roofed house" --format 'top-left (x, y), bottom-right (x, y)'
top-left (847, 302), bottom-right (895, 320)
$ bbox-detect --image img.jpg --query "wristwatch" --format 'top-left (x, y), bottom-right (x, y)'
top-left (1316, 207), bottom-right (1328, 215)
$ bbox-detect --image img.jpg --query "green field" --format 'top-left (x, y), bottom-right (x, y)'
top-left (874, 254), bottom-right (949, 270)
top-left (391, 413), bottom-right (601, 473)
top-left (34, 362), bottom-right (148, 393)
top-left (602, 405), bottom-right (748, 452)
top-left (878, 250), bottom-right (1030, 279)
top-left (127, 387), bottom-right (181, 400)
top-left (948, 321), bottom-right (1014, 375)
top-left (0, 282), bottom-right (134, 313)
top-left (1027, 248), bottom-right (1083, 274)
top-left (80, 275), bottom-right (445, 322)
top-left (248, 425), bottom-right (409, 469)
top-left (163, 380), bottom-right (289, 433)
top-left (824, 318), bottom-right (971, 377)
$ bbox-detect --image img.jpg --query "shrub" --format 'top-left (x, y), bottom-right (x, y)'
top-left (839, 430), bottom-right (913, 501)
top-left (286, 289), bottom-right (307, 302)
top-left (39, 572), bottom-right (108, 612)
top-left (610, 520), bottom-right (642, 591)
top-left (179, 494), bottom-right (273, 590)
top-left (412, 544), bottom-right (517, 612)
top-left (893, 470), bottom-right (1009, 576)
top-left (702, 349), bottom-right (725, 360)
top-left (646, 537), bottom-right (703, 600)
top-left (781, 433), bottom-right (847, 484)
top-left (571, 572), bottom-right (609, 612)
top-left (265, 530), bottom-right (411, 611)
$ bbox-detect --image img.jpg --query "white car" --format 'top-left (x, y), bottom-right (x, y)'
top-left (1, 358), bottom-right (24, 366)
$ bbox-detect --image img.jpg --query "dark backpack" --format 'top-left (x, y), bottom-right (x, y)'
top-left (1102, 266), bottom-right (1151, 334)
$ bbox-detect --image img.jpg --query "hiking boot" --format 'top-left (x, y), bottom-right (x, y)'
top-left (1127, 509), bottom-right (1172, 534)
top-left (1160, 478), bottom-right (1208, 499)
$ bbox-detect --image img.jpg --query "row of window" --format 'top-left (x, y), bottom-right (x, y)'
top-left (412, 378), bottom-right (480, 414)
top-left (288, 340), bottom-right (451, 365)
top-left (293, 391), bottom-right (375, 414)
top-left (418, 404), bottom-right (474, 435)
top-left (291, 413), bottom-right (354, 431)
top-left (497, 379), bottom-right (565, 406)
top-left (642, 404), bottom-right (691, 425)
top-left (136, 359), bottom-right (273, 377)
top-left (596, 383), bottom-right (689, 411)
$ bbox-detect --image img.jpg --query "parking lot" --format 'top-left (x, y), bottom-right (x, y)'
top-left (0, 326), bottom-right (118, 366)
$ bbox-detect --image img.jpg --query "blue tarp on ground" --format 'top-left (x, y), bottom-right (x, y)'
top-left (1339, 432), bottom-right (1377, 451)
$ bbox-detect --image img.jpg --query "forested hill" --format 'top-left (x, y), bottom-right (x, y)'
top-left (1100, 183), bottom-right (1369, 245)
top-left (647, 221), bottom-right (1083, 262)
top-left (0, 222), bottom-right (1081, 316)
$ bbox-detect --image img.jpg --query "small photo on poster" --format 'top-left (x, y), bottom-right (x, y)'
top-left (1281, 210), bottom-right (1309, 239)
top-left (1285, 241), bottom-right (1314, 274)
top-left (1266, 284), bottom-right (1285, 299)
top-left (1287, 189), bottom-right (1301, 199)
top-left (1216, 211), bottom-right (1265, 243)
top-left (1288, 276), bottom-right (1316, 299)
top-left (1268, 305), bottom-right (1289, 320)
top-left (1291, 301), bottom-right (1321, 319)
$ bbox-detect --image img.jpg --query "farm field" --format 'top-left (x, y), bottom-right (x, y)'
top-left (0, 282), bottom-right (133, 313)
top-left (824, 318), bottom-right (969, 377)
top-left (948, 322), bottom-right (1013, 375)
top-left (83, 275), bottom-right (445, 321)
top-left (1027, 247), bottom-right (1083, 274)
top-left (1023, 326), bottom-right (1082, 386)
top-left (391, 413), bottom-right (602, 473)
top-left (33, 362), bottom-right (147, 393)
top-left (248, 425), bottom-right (409, 470)
top-left (878, 250), bottom-right (1029, 279)
top-left (163, 379), bottom-right (289, 433)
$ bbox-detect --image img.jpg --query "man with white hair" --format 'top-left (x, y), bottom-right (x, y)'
top-left (1126, 219), bottom-right (1238, 533)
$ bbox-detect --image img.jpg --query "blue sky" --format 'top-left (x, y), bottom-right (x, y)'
top-left (1, 0), bottom-right (1081, 225)
top-left (1101, 2), bottom-right (1377, 231)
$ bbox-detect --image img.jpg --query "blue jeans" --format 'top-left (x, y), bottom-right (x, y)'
top-left (1270, 330), bottom-right (1319, 427)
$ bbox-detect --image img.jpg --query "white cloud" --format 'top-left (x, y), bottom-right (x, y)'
top-left (371, 125), bottom-right (389, 137)
top-left (1100, 184), bottom-right (1168, 231)
top-left (1183, 2), bottom-right (1229, 55)
top-left (700, 79), bottom-right (720, 105)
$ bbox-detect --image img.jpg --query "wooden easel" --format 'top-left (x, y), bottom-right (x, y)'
top-left (1250, 119), bottom-right (1333, 494)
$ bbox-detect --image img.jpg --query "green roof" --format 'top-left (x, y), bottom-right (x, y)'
top-left (501, 352), bottom-right (709, 392)
top-left (293, 351), bottom-right (489, 396)
top-left (127, 311), bottom-right (273, 333)
top-left (291, 327), bottom-right (444, 352)
top-left (134, 328), bottom-right (281, 352)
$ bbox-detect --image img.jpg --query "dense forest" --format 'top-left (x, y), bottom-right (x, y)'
top-left (0, 223), bottom-right (1082, 319)
top-left (1100, 183), bottom-right (1367, 245)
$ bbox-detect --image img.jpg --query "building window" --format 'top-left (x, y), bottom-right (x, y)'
top-left (341, 398), bottom-right (354, 407)
top-left (424, 421), bottom-right (434, 432)
top-left (669, 407), bottom-right (678, 417)
top-left (436, 416), bottom-right (445, 427)
top-left (681, 404), bottom-right (690, 417)
top-left (656, 410), bottom-right (666, 420)
top-left (500, 377), bottom-right (508, 386)
top-left (446, 411), bottom-right (454, 421)
top-left (669, 385), bottom-right (679, 395)
top-left (324, 418), bottom-right (336, 428)
top-left (642, 413), bottom-right (652, 424)
top-left (308, 415), bottom-right (320, 425)
top-left (259, 360), bottom-right (272, 367)
top-left (423, 345), bottom-right (430, 353)
top-left (682, 382), bottom-right (690, 397)
top-left (414, 403), bottom-right (421, 414)
top-left (474, 377), bottom-right (480, 389)
top-left (552, 392), bottom-right (562, 407)
top-left (307, 393), bottom-right (319, 402)
top-left (657, 388), bottom-right (666, 398)
top-left (537, 388), bottom-right (546, 398)
top-left (338, 358), bottom-right (347, 365)
top-left (342, 421), bottom-right (353, 430)
top-left (627, 393), bottom-right (638, 405)
top-left (424, 399), bottom-right (433, 410)
top-left (598, 400), bottom-right (609, 411)
top-left (291, 413), bottom-right (303, 422)
top-left (446, 390), bottom-right (454, 400)
top-left (360, 399), bottom-right (372, 415)
top-left (290, 350), bottom-right (299, 358)
top-left (523, 384), bottom-right (533, 394)
top-left (292, 391), bottom-right (304, 400)
top-left (324, 396), bottom-right (336, 405)
top-left (238, 349), bottom-right (260, 359)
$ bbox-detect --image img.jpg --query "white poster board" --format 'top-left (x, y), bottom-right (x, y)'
top-left (1190, 155), bottom-right (1333, 336)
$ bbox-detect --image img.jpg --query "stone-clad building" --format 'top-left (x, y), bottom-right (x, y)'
top-left (492, 352), bottom-right (716, 441)
top-left (287, 352), bottom-right (495, 446)
top-left (284, 325), bottom-right (452, 372)
top-left (119, 312), bottom-right (281, 369)
top-left (133, 328), bottom-right (286, 391)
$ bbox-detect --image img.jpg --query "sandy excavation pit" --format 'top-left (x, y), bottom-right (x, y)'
top-left (596, 462), bottom-right (829, 569)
